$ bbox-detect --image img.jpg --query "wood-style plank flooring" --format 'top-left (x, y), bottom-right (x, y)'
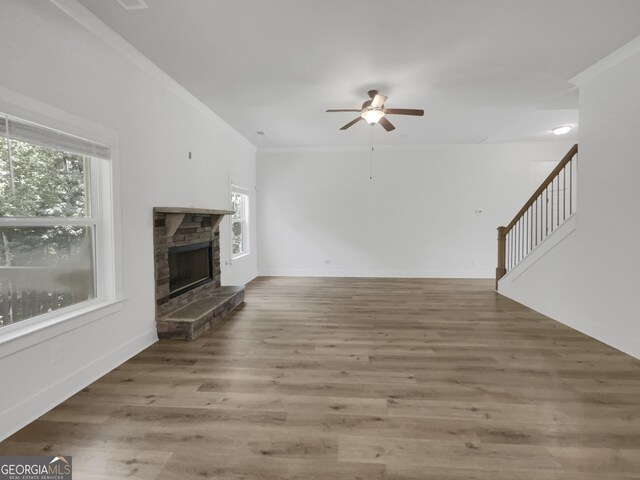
top-left (2, 277), bottom-right (640, 479)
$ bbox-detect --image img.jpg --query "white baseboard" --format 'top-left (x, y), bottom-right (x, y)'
top-left (0, 328), bottom-right (157, 441)
top-left (257, 269), bottom-right (493, 279)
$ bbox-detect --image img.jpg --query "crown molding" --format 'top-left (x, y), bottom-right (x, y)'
top-left (570, 35), bottom-right (640, 87)
top-left (48, 0), bottom-right (255, 148)
top-left (257, 141), bottom-right (571, 155)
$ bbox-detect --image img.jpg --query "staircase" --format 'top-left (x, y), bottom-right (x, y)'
top-left (496, 144), bottom-right (578, 288)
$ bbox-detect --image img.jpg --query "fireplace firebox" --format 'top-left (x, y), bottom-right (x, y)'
top-left (168, 241), bottom-right (213, 298)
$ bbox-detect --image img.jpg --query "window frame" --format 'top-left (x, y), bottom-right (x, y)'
top-left (0, 151), bottom-right (99, 297)
top-left (230, 187), bottom-right (249, 260)
top-left (0, 101), bottom-right (121, 343)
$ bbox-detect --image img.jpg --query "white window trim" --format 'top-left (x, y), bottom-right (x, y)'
top-left (0, 90), bottom-right (123, 350)
top-left (231, 186), bottom-right (249, 260)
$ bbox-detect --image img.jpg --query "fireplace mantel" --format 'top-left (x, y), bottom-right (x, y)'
top-left (154, 207), bottom-right (234, 237)
top-left (154, 207), bottom-right (234, 215)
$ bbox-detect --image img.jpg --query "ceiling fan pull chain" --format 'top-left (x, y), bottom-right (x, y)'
top-left (369, 126), bottom-right (374, 180)
top-left (370, 146), bottom-right (374, 180)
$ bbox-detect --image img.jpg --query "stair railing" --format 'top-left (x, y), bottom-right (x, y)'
top-left (496, 144), bottom-right (578, 288)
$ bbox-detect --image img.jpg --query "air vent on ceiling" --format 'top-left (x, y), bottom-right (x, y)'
top-left (116, 0), bottom-right (149, 10)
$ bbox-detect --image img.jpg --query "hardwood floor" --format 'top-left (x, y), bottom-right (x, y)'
top-left (2, 277), bottom-right (640, 479)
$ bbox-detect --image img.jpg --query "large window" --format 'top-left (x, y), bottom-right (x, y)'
top-left (231, 190), bottom-right (249, 258)
top-left (0, 114), bottom-right (110, 328)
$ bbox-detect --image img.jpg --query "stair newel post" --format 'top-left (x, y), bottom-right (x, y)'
top-left (496, 226), bottom-right (507, 290)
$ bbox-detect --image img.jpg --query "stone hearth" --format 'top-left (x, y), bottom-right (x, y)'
top-left (153, 207), bottom-right (245, 340)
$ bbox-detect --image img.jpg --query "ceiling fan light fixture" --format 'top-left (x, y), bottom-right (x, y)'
top-left (361, 108), bottom-right (385, 125)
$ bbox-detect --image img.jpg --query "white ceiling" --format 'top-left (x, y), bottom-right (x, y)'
top-left (76, 0), bottom-right (640, 148)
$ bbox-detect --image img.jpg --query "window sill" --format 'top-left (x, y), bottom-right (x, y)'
top-left (0, 297), bottom-right (126, 359)
top-left (231, 252), bottom-right (250, 261)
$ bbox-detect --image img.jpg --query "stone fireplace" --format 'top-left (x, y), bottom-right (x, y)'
top-left (153, 207), bottom-right (245, 340)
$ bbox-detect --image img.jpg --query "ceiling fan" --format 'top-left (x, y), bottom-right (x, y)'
top-left (327, 90), bottom-right (424, 131)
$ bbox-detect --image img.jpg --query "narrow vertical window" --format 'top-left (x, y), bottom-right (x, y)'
top-left (231, 191), bottom-right (248, 258)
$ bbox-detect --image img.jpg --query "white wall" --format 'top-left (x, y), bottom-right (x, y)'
top-left (257, 143), bottom-right (571, 278)
top-left (0, 0), bottom-right (257, 439)
top-left (499, 39), bottom-right (640, 359)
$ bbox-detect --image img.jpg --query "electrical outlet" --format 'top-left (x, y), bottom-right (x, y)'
top-left (51, 344), bottom-right (63, 365)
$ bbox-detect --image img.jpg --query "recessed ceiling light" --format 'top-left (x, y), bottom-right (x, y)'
top-left (552, 126), bottom-right (572, 136)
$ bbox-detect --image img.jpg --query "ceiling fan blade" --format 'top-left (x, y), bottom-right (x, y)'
top-left (379, 117), bottom-right (395, 131)
top-left (384, 108), bottom-right (424, 116)
top-left (340, 116), bottom-right (363, 130)
top-left (326, 109), bottom-right (361, 112)
top-left (371, 94), bottom-right (387, 108)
